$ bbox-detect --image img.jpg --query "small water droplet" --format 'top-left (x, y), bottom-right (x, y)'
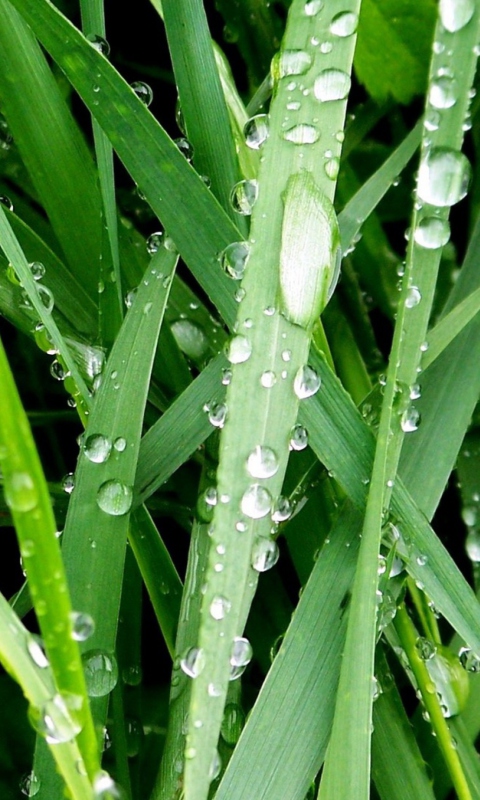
top-left (82, 650), bottom-right (118, 697)
top-left (209, 750), bottom-right (222, 780)
top-left (131, 81), bottom-right (153, 106)
top-left (225, 335), bottom-right (252, 364)
top-left (439, 0), bottom-right (474, 32)
top-left (290, 424), bottom-right (308, 450)
top-left (27, 636), bottom-right (49, 669)
top-left (414, 217), bottom-right (450, 248)
top-left (221, 703), bottom-right (245, 745)
top-left (20, 771), bottom-right (40, 797)
top-left (275, 50), bottom-right (312, 78)
top-left (241, 484), bottom-right (272, 519)
top-left (50, 360), bottom-right (68, 381)
top-left (210, 595), bottom-right (231, 620)
top-left (244, 114), bottom-right (270, 149)
top-left (401, 407), bottom-right (420, 432)
top-left (83, 433), bottom-right (112, 463)
top-left (220, 241), bottom-right (250, 280)
top-left (294, 365), bottom-right (321, 399)
top-left (180, 646), bottom-right (206, 678)
top-left (86, 33), bottom-right (110, 56)
top-left (330, 10), bottom-right (358, 36)
top-left (4, 471), bottom-right (38, 512)
top-left (272, 496), bottom-right (292, 523)
top-left (206, 401), bottom-right (227, 428)
top-left (416, 553), bottom-right (428, 566)
top-left (174, 137), bottom-right (194, 161)
top-left (29, 694), bottom-right (82, 744)
top-left (429, 73), bottom-right (458, 109)
top-left (459, 646), bottom-right (480, 672)
top-left (282, 123), bottom-right (320, 145)
top-left (146, 231), bottom-right (164, 255)
top-left (416, 637), bottom-right (437, 660)
top-left (114, 437), bottom-right (127, 452)
top-left (417, 147), bottom-right (471, 207)
top-left (405, 286), bottom-right (422, 308)
top-left (222, 368), bottom-right (232, 385)
top-left (260, 370), bottom-right (277, 388)
top-left (251, 537), bottom-right (279, 572)
top-left (29, 261), bottom-right (46, 281)
top-left (62, 473), bottom-right (75, 494)
top-left (304, 0), bottom-right (323, 15)
top-left (314, 69), bottom-right (351, 101)
top-left (230, 180), bottom-right (258, 215)
top-left (96, 480), bottom-right (133, 516)
top-left (246, 446), bottom-right (279, 479)
top-left (70, 611), bottom-right (95, 642)
top-left (0, 195), bottom-right (13, 211)
top-left (324, 156), bottom-right (340, 180)
top-left (93, 772), bottom-right (124, 799)
top-left (171, 319), bottom-right (209, 360)
top-left (466, 530), bottom-right (480, 562)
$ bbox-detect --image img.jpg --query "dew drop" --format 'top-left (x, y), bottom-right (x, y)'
top-left (272, 496), bottom-right (292, 523)
top-left (27, 636), bottom-right (49, 669)
top-left (93, 773), bottom-right (124, 799)
top-left (282, 124), bottom-right (320, 145)
top-left (290, 424), bottom-right (309, 450)
top-left (439, 0), bottom-right (474, 32)
top-left (113, 437), bottom-right (127, 452)
top-left (174, 137), bottom-right (194, 161)
top-left (459, 646), bottom-right (480, 672)
top-left (241, 484), bottom-right (272, 519)
top-left (230, 180), bottom-right (258, 215)
top-left (86, 33), bottom-right (110, 56)
top-left (275, 50), bottom-right (312, 78)
top-left (146, 231), bottom-right (164, 255)
top-left (209, 750), bottom-right (222, 780)
top-left (416, 637), bottom-right (437, 660)
top-left (180, 646), bottom-right (206, 678)
top-left (417, 147), bottom-right (471, 207)
top-left (405, 286), bottom-right (422, 308)
top-left (20, 771), bottom-right (40, 797)
top-left (324, 156), bottom-right (340, 180)
top-left (244, 114), bottom-right (270, 149)
top-left (4, 471), bottom-right (38, 512)
top-left (131, 81), bottom-right (153, 106)
top-left (29, 694), bottom-right (82, 744)
top-left (210, 595), bottom-right (231, 620)
top-left (70, 611), bottom-right (95, 642)
top-left (206, 401), bottom-right (227, 428)
top-left (29, 261), bottom-right (45, 281)
top-left (414, 217), bottom-right (450, 248)
top-left (0, 195), bottom-right (13, 211)
top-left (82, 650), bottom-right (118, 697)
top-left (62, 473), bottom-right (75, 494)
top-left (314, 69), bottom-right (351, 102)
top-left (225, 335), bottom-right (252, 364)
top-left (230, 637), bottom-right (253, 668)
top-left (429, 74), bottom-right (458, 109)
top-left (171, 319), bottom-right (209, 360)
top-left (260, 370), bottom-right (277, 388)
top-left (220, 241), bottom-right (250, 280)
top-left (330, 10), bottom-right (358, 36)
top-left (465, 530), bottom-right (480, 562)
top-left (222, 368), bottom-right (232, 385)
top-left (37, 284), bottom-right (54, 314)
top-left (251, 537), bottom-right (280, 572)
top-left (83, 433), bottom-right (112, 463)
top-left (221, 703), bottom-right (245, 745)
top-left (246, 446), bottom-right (279, 479)
top-left (400, 407), bottom-right (420, 432)
top-left (294, 365), bottom-right (321, 399)
top-left (96, 480), bottom-right (133, 516)
top-left (304, 0), bottom-right (323, 15)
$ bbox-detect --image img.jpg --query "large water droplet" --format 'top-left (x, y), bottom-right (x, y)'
top-left (439, 0), bottom-right (474, 32)
top-left (206, 401), bottom-right (227, 428)
top-left (70, 611), bottom-right (95, 642)
top-left (221, 703), bottom-right (245, 745)
top-left (180, 646), bottom-right (206, 678)
top-left (282, 124), bottom-right (320, 145)
top-left (251, 537), bottom-right (280, 572)
top-left (275, 50), bottom-right (312, 78)
top-left (20, 771), bottom-right (40, 797)
top-left (405, 286), bottom-right (422, 308)
top-left (83, 434), bottom-right (112, 464)
top-left (294, 365), bottom-right (321, 399)
top-left (290, 424), bottom-right (308, 450)
top-left (131, 81), bottom-right (153, 106)
top-left (414, 217), bottom-right (450, 248)
top-left (230, 180), bottom-right (258, 215)
top-left (314, 69), bottom-right (351, 101)
top-left (246, 446), bottom-right (279, 479)
top-left (225, 335), bottom-right (252, 364)
top-left (27, 636), bottom-right (49, 669)
top-left (29, 261), bottom-right (46, 281)
top-left (244, 114), bottom-right (270, 149)
top-left (230, 636), bottom-right (252, 668)
top-left (96, 480), bottom-right (133, 516)
top-left (29, 694), bottom-right (82, 744)
top-left (400, 407), bottom-right (420, 432)
top-left (416, 637), bottom-right (437, 660)
top-left (272, 496), bottom-right (292, 523)
top-left (241, 484), bottom-right (272, 519)
top-left (174, 137), bottom-right (194, 161)
top-left (459, 646), bottom-right (480, 672)
top-left (4, 472), bottom-right (38, 512)
top-left (330, 11), bottom-right (358, 36)
top-left (304, 0), bottom-right (323, 15)
top-left (417, 147), bottom-right (471, 207)
top-left (221, 241), bottom-right (250, 280)
top-left (429, 74), bottom-right (458, 109)
top-left (82, 650), bottom-right (118, 697)
top-left (93, 773), bottom-right (124, 799)
top-left (210, 595), bottom-right (231, 620)
top-left (86, 33), bottom-right (110, 57)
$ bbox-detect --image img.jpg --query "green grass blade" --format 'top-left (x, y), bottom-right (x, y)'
top-left (422, 286), bottom-right (480, 370)
top-left (0, 0), bottom-right (103, 297)
top-left (162, 0), bottom-right (241, 219)
top-left (0, 337), bottom-right (99, 779)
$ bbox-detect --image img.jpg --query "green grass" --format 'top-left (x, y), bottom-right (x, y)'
top-left (0, 0), bottom-right (480, 799)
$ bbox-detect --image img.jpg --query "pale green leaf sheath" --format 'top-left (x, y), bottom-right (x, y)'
top-left (182, 3), bottom-right (360, 799)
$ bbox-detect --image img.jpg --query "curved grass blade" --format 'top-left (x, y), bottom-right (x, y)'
top-left (422, 286), bottom-right (480, 370)
top-left (0, 337), bottom-right (99, 779)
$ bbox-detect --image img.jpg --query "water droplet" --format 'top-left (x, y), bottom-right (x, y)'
top-left (146, 231), bottom-right (164, 255)
top-left (50, 360), bottom-right (67, 381)
top-left (114, 437), bottom-right (127, 452)
top-left (0, 195), bottom-right (13, 211)
top-left (282, 124), bottom-right (320, 145)
top-left (210, 595), bottom-right (231, 620)
top-left (244, 114), bottom-right (270, 149)
top-left (70, 611), bottom-right (95, 642)
top-left (131, 81), bottom-right (153, 106)
top-left (96, 480), bottom-right (133, 516)
top-left (0, 114), bottom-right (13, 149)
top-left (86, 33), bottom-right (110, 56)
top-left (20, 771), bottom-right (40, 796)
top-left (27, 636), bottom-right (49, 668)
top-left (206, 401), bottom-right (227, 428)
top-left (294, 365), bottom-right (321, 398)
top-left (330, 10), bottom-right (358, 36)
top-left (459, 646), bottom-right (480, 672)
top-left (260, 370), bottom-right (277, 388)
top-left (171, 319), bottom-right (209, 360)
top-left (4, 471), bottom-right (38, 512)
top-left (251, 537), bottom-right (279, 571)
top-left (275, 50), bottom-right (312, 78)
top-left (62, 473), bottom-right (75, 494)
top-left (401, 407), bottom-right (420, 432)
top-left (414, 217), bottom-right (450, 248)
top-left (439, 0), bottom-right (474, 32)
top-left (324, 156), bottom-right (340, 180)
top-left (272, 496), bottom-right (292, 522)
top-left (416, 553), bottom-right (428, 566)
top-left (246, 446), bottom-right (279, 479)
top-left (466, 530), bottom-right (480, 561)
top-left (314, 69), bottom-right (351, 101)
top-left (405, 286), bottom-right (422, 308)
top-left (221, 703), bottom-right (245, 744)
top-left (122, 664), bottom-right (143, 686)
top-left (82, 650), bottom-right (118, 697)
top-left (29, 694), bottom-right (82, 744)
top-left (230, 637), bottom-right (252, 668)
top-left (417, 147), bottom-right (471, 207)
top-left (209, 750), bottom-right (222, 780)
top-left (174, 137), bottom-right (194, 161)
top-left (225, 335), bottom-right (252, 364)
top-left (221, 241), bottom-right (250, 280)
top-left (230, 180), bottom-right (258, 215)
top-left (462, 505), bottom-right (477, 527)
top-left (83, 434), bottom-right (112, 463)
top-left (36, 284), bottom-right (54, 314)
top-left (222, 368), bottom-right (232, 385)
top-left (416, 637), bottom-right (437, 660)
top-left (180, 646), bottom-right (206, 678)
top-left (290, 424), bottom-right (309, 450)
top-left (93, 772), bottom-right (124, 799)
top-left (241, 484), bottom-right (272, 519)
top-left (320, 41), bottom-right (333, 53)
top-left (429, 74), bottom-right (458, 109)
top-left (29, 261), bottom-right (45, 281)
top-left (304, 0), bottom-right (323, 14)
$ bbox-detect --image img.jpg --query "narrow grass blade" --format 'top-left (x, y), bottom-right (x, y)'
top-left (422, 286), bottom-right (480, 370)
top-left (0, 0), bottom-right (103, 297)
top-left (0, 593), bottom-right (94, 800)
top-left (0, 338), bottom-right (99, 778)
